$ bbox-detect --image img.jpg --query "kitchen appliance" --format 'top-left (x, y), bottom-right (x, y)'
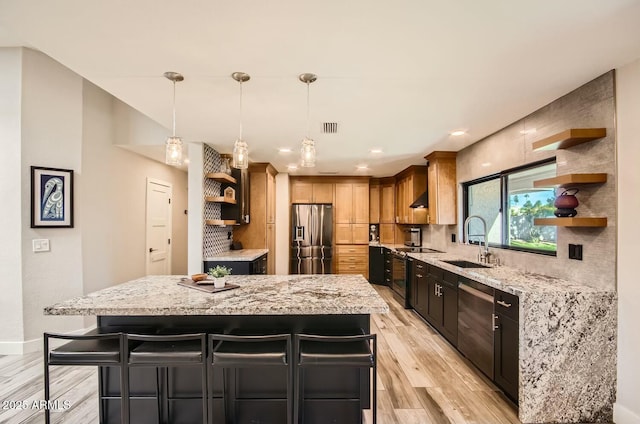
top-left (290, 204), bottom-right (333, 274)
top-left (458, 278), bottom-right (495, 379)
top-left (403, 227), bottom-right (422, 247)
top-left (391, 251), bottom-right (410, 308)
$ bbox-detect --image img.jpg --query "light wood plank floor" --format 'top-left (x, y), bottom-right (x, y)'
top-left (0, 286), bottom-right (520, 423)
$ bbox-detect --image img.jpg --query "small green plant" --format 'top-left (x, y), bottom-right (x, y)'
top-left (208, 265), bottom-right (232, 278)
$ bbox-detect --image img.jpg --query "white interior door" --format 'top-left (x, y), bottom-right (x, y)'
top-left (146, 178), bottom-right (173, 275)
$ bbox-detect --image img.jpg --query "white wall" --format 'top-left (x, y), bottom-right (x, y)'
top-left (0, 48), bottom-right (26, 350)
top-left (275, 173), bottom-right (290, 274)
top-left (187, 143), bottom-right (203, 275)
top-left (614, 59), bottom-right (640, 424)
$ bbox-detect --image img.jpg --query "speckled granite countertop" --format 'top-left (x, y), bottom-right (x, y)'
top-left (44, 274), bottom-right (389, 316)
top-left (204, 249), bottom-right (269, 262)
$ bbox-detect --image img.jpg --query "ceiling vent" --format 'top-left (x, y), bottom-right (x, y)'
top-left (322, 122), bottom-right (338, 134)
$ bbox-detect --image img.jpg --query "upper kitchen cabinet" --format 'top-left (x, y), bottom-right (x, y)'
top-left (379, 178), bottom-right (395, 224)
top-left (290, 179), bottom-right (334, 203)
top-left (395, 166), bottom-right (428, 225)
top-left (335, 182), bottom-right (369, 224)
top-left (369, 180), bottom-right (380, 224)
top-left (425, 151), bottom-right (457, 225)
top-left (233, 163), bottom-right (278, 273)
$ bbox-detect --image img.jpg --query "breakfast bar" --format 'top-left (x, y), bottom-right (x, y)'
top-left (44, 274), bottom-right (389, 424)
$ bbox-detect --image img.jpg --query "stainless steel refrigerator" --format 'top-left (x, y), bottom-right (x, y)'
top-left (290, 204), bottom-right (333, 274)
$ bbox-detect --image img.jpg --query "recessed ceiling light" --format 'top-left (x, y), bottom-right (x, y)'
top-left (481, 162), bottom-right (491, 167)
top-left (357, 165), bottom-right (369, 170)
top-left (369, 149), bottom-right (383, 154)
top-left (450, 130), bottom-right (466, 136)
top-left (520, 128), bottom-right (537, 135)
top-left (278, 148), bottom-right (292, 153)
top-left (287, 164), bottom-right (298, 171)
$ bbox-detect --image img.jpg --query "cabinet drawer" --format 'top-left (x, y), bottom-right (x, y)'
top-left (495, 290), bottom-right (519, 321)
top-left (337, 256), bottom-right (368, 265)
top-left (428, 264), bottom-right (444, 280)
top-left (336, 245), bottom-right (368, 256)
top-left (337, 263), bottom-right (369, 274)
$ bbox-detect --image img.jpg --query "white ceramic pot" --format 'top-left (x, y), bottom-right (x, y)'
top-left (213, 278), bottom-right (226, 289)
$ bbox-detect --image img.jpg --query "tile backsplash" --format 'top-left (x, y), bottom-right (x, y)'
top-left (202, 145), bottom-right (232, 257)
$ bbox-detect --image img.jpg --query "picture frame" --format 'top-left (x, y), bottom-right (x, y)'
top-left (30, 166), bottom-right (74, 228)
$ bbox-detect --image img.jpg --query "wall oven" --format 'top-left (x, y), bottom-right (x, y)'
top-left (391, 251), bottom-right (410, 308)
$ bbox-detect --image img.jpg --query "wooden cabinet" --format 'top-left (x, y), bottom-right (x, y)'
top-left (395, 166), bottom-right (428, 225)
top-left (291, 181), bottom-right (334, 204)
top-left (335, 223), bottom-right (369, 244)
top-left (335, 245), bottom-right (369, 278)
top-left (369, 182), bottom-right (380, 224)
top-left (423, 265), bottom-right (458, 346)
top-left (425, 151), bottom-right (457, 225)
top-left (493, 290), bottom-right (519, 403)
top-left (379, 181), bottom-right (395, 223)
top-left (233, 164), bottom-right (277, 273)
top-left (411, 260), bottom-right (429, 317)
top-left (335, 183), bottom-right (368, 224)
top-left (368, 246), bottom-right (385, 284)
top-left (379, 224), bottom-right (395, 244)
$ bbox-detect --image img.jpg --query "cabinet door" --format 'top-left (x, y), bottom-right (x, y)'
top-left (412, 261), bottom-right (428, 317)
top-left (352, 223), bottom-right (370, 244)
top-left (266, 223), bottom-right (275, 274)
top-left (291, 181), bottom-right (312, 203)
top-left (494, 313), bottom-right (519, 403)
top-left (334, 223), bottom-right (353, 244)
top-left (426, 278), bottom-right (443, 328)
top-left (379, 223), bottom-right (395, 244)
top-left (380, 184), bottom-right (395, 223)
top-left (395, 178), bottom-right (404, 223)
top-left (334, 184), bottom-right (353, 223)
top-left (369, 185), bottom-right (380, 224)
top-left (352, 183), bottom-right (369, 224)
top-left (312, 183), bottom-right (334, 203)
top-left (267, 173), bottom-right (276, 224)
top-left (441, 283), bottom-right (458, 346)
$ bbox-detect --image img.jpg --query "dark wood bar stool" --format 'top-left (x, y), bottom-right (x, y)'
top-left (44, 329), bottom-right (128, 424)
top-left (209, 333), bottom-right (293, 424)
top-left (125, 333), bottom-right (208, 424)
top-left (294, 332), bottom-right (377, 424)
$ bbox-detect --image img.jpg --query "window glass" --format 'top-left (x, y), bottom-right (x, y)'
top-left (467, 178), bottom-right (501, 245)
top-left (506, 163), bottom-right (556, 252)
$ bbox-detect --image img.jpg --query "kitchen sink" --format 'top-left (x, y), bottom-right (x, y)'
top-left (442, 259), bottom-right (490, 268)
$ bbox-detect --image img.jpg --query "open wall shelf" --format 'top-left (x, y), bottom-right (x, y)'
top-left (205, 219), bottom-right (237, 226)
top-left (204, 196), bottom-right (237, 204)
top-left (205, 173), bottom-right (237, 184)
top-left (533, 173), bottom-right (607, 188)
top-left (532, 128), bottom-right (606, 151)
top-left (534, 217), bottom-right (607, 227)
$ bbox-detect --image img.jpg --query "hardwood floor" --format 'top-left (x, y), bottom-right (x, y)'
top-left (0, 285), bottom-right (520, 423)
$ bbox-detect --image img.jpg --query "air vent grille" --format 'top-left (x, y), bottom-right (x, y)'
top-left (322, 122), bottom-right (338, 134)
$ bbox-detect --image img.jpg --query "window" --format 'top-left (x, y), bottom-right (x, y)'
top-left (463, 159), bottom-right (557, 254)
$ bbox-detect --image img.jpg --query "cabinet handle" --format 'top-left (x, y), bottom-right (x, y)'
top-left (417, 264), bottom-right (424, 269)
top-left (493, 314), bottom-right (499, 331)
top-left (434, 285), bottom-right (438, 296)
top-left (438, 284), bottom-right (443, 297)
top-left (497, 300), bottom-right (512, 308)
top-left (416, 274), bottom-right (423, 278)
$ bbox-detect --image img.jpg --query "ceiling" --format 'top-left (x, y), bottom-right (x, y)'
top-left (2, 0), bottom-right (640, 177)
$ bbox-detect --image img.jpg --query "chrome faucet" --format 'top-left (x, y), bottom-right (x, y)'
top-left (463, 215), bottom-right (491, 264)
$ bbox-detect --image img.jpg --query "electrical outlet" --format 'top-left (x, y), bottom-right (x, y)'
top-left (568, 244), bottom-right (583, 260)
top-left (451, 233), bottom-right (456, 243)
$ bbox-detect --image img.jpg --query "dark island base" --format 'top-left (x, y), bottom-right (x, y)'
top-left (97, 314), bottom-right (371, 424)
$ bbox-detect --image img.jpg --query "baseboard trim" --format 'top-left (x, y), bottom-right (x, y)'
top-left (0, 326), bottom-right (96, 355)
top-left (615, 402), bottom-right (640, 424)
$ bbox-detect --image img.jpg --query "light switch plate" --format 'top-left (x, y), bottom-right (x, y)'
top-left (33, 239), bottom-right (50, 252)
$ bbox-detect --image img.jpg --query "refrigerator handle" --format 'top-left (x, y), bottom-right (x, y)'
top-left (294, 226), bottom-right (304, 241)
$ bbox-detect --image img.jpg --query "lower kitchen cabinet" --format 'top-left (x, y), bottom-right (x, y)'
top-left (411, 260), bottom-right (428, 317)
top-left (368, 246), bottom-right (385, 284)
top-left (423, 265), bottom-right (458, 346)
top-left (204, 253), bottom-right (268, 275)
top-left (494, 290), bottom-right (519, 403)
top-left (383, 248), bottom-right (392, 287)
top-left (336, 245), bottom-right (369, 278)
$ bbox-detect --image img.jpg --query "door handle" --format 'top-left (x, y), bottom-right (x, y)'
top-left (493, 314), bottom-right (499, 331)
top-left (149, 248), bottom-right (158, 253)
top-left (497, 300), bottom-right (512, 308)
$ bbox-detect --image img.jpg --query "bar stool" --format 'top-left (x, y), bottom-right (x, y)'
top-left (44, 329), bottom-right (128, 424)
top-left (209, 333), bottom-right (293, 424)
top-left (125, 333), bottom-right (208, 424)
top-left (294, 332), bottom-right (377, 424)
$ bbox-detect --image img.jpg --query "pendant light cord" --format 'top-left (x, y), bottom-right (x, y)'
top-left (306, 82), bottom-right (310, 138)
top-left (239, 81), bottom-right (243, 140)
top-left (172, 80), bottom-right (177, 137)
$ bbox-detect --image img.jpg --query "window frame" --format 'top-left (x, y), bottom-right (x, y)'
top-left (462, 157), bottom-right (557, 256)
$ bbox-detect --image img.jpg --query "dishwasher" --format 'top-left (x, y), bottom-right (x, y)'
top-left (457, 278), bottom-right (495, 379)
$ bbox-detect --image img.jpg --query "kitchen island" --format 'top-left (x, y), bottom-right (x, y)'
top-left (45, 274), bottom-right (388, 424)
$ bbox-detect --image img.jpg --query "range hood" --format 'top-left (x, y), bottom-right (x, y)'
top-left (410, 191), bottom-right (428, 208)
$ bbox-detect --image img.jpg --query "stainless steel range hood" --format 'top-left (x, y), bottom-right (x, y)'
top-left (410, 191), bottom-right (428, 208)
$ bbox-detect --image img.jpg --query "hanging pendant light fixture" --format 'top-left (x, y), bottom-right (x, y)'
top-left (299, 73), bottom-right (317, 167)
top-left (232, 72), bottom-right (250, 169)
top-left (164, 71), bottom-right (184, 166)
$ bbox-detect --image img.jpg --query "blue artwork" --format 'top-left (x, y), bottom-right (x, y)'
top-left (40, 175), bottom-right (65, 221)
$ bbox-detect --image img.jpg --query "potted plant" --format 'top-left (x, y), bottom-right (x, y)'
top-left (208, 265), bottom-right (232, 288)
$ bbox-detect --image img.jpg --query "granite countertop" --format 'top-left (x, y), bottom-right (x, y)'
top-left (44, 274), bottom-right (389, 316)
top-left (204, 249), bottom-right (269, 262)
top-left (371, 243), bottom-right (613, 296)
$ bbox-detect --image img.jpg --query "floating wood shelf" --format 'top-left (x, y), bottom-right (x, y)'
top-left (533, 173), bottom-right (607, 188)
top-left (532, 128), bottom-right (606, 151)
top-left (205, 219), bottom-right (237, 226)
top-left (204, 196), bottom-right (237, 204)
top-left (534, 217), bottom-right (607, 227)
top-left (205, 173), bottom-right (237, 184)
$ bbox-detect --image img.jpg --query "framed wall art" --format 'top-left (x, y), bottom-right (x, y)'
top-left (31, 166), bottom-right (74, 228)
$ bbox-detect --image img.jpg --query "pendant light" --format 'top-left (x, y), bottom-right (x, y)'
top-left (299, 73), bottom-right (317, 167)
top-left (164, 71), bottom-right (184, 166)
top-left (232, 72), bottom-right (250, 169)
